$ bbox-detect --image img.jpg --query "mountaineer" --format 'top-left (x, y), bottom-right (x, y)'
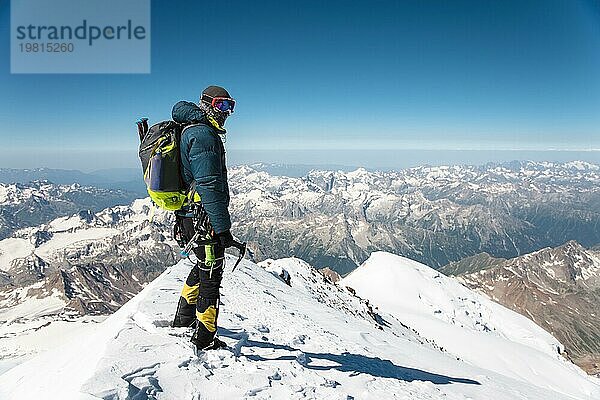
top-left (171, 86), bottom-right (237, 352)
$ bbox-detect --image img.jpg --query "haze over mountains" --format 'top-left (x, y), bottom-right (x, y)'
top-left (0, 181), bottom-right (139, 240)
top-left (0, 167), bottom-right (146, 195)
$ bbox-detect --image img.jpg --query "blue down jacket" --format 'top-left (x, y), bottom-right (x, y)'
top-left (172, 101), bottom-right (231, 234)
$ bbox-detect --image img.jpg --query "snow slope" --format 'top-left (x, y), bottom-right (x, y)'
top-left (342, 252), bottom-right (599, 398)
top-left (1, 254), bottom-right (599, 399)
top-left (0, 314), bottom-right (105, 375)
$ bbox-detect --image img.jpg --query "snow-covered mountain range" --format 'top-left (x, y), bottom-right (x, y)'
top-left (0, 181), bottom-right (138, 240)
top-left (3, 161), bottom-right (599, 277)
top-left (0, 198), bottom-right (179, 373)
top-left (227, 161), bottom-right (600, 274)
top-left (0, 198), bottom-right (176, 318)
top-left (1, 252), bottom-right (598, 399)
top-left (442, 241), bottom-right (600, 375)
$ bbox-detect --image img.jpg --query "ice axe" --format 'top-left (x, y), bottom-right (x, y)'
top-left (230, 240), bottom-right (247, 272)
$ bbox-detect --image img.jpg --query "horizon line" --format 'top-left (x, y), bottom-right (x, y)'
top-left (1, 159), bottom-right (599, 172)
top-left (7, 147), bottom-right (600, 153)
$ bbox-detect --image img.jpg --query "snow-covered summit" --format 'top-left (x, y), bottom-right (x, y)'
top-left (342, 252), bottom-right (597, 396)
top-left (1, 253), bottom-right (598, 399)
top-left (452, 241), bottom-right (600, 375)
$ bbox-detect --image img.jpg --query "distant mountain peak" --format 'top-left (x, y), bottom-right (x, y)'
top-left (229, 161), bottom-right (600, 274)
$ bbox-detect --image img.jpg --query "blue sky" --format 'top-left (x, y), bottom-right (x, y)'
top-left (1, 0), bottom-right (599, 170)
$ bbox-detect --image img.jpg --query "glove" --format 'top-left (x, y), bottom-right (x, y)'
top-left (216, 230), bottom-right (235, 248)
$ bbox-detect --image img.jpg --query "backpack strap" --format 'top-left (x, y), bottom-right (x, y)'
top-left (187, 180), bottom-right (201, 204)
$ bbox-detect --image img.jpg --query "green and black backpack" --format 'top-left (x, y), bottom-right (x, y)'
top-left (137, 118), bottom-right (188, 211)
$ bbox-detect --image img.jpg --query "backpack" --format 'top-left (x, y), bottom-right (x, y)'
top-left (137, 118), bottom-right (188, 211)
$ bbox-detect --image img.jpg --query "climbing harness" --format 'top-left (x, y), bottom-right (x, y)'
top-left (177, 200), bottom-right (247, 274)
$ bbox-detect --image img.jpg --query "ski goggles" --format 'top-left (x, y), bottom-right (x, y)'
top-left (202, 94), bottom-right (236, 113)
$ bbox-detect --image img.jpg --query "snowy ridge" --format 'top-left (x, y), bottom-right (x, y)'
top-left (0, 181), bottom-right (86, 206)
top-left (1, 253), bottom-right (598, 399)
top-left (342, 252), bottom-right (595, 395)
top-left (452, 241), bottom-right (600, 375)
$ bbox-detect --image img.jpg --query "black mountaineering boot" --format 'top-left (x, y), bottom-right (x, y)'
top-left (194, 336), bottom-right (228, 355)
top-left (212, 336), bottom-right (228, 349)
top-left (191, 317), bottom-right (216, 350)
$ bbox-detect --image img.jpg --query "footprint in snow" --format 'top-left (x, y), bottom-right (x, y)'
top-left (197, 348), bottom-right (234, 370)
top-left (321, 378), bottom-right (340, 388)
top-left (121, 363), bottom-right (163, 400)
top-left (296, 352), bottom-right (311, 366)
top-left (256, 325), bottom-right (270, 333)
top-left (152, 320), bottom-right (172, 328)
top-left (245, 385), bottom-right (269, 397)
top-left (292, 334), bottom-right (306, 345)
top-left (268, 371), bottom-right (282, 381)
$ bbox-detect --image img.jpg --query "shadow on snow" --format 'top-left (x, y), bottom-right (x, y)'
top-left (219, 328), bottom-right (480, 386)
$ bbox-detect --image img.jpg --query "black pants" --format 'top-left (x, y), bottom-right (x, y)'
top-left (172, 216), bottom-right (225, 348)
